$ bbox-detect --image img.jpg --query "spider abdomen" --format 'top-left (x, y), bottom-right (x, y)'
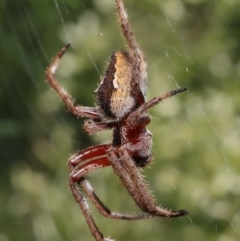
top-left (95, 51), bottom-right (136, 119)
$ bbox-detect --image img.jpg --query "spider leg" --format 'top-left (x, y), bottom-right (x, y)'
top-left (107, 150), bottom-right (151, 211)
top-left (80, 178), bottom-right (154, 220)
top-left (69, 144), bottom-right (155, 220)
top-left (116, 0), bottom-right (139, 57)
top-left (139, 87), bottom-right (187, 113)
top-left (70, 144), bottom-right (111, 182)
top-left (69, 177), bottom-right (115, 241)
top-left (45, 44), bottom-right (104, 119)
top-left (116, 149), bottom-right (188, 217)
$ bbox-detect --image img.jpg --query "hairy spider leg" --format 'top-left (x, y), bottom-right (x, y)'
top-left (107, 150), bottom-right (151, 209)
top-left (46, 43), bottom-right (104, 119)
top-left (68, 145), bottom-right (155, 241)
top-left (69, 144), bottom-right (155, 220)
top-left (69, 175), bottom-right (114, 241)
top-left (116, 0), bottom-right (139, 57)
top-left (118, 149), bottom-right (188, 217)
top-left (139, 87), bottom-right (187, 114)
top-left (70, 144), bottom-right (111, 182)
top-left (80, 178), bottom-right (154, 220)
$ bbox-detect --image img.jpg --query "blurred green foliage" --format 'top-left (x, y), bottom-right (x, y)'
top-left (1, 0), bottom-right (240, 241)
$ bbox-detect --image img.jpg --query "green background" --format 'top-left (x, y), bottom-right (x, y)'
top-left (1, 0), bottom-right (240, 241)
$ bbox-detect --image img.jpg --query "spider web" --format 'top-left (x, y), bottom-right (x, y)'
top-left (1, 0), bottom-right (240, 241)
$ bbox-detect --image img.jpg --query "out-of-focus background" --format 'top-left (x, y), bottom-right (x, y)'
top-left (1, 0), bottom-right (240, 241)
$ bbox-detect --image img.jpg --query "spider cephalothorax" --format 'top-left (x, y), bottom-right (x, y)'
top-left (46, 0), bottom-right (188, 240)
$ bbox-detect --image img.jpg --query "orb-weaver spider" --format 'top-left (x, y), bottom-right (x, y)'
top-left (46, 0), bottom-right (188, 240)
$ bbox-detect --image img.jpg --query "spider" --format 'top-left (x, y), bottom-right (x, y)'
top-left (46, 0), bottom-right (188, 240)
